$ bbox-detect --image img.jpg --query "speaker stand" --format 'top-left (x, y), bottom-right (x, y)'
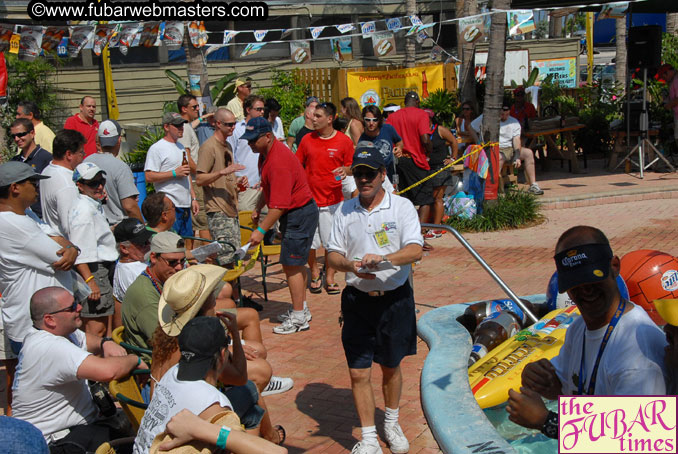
top-left (614, 68), bottom-right (676, 178)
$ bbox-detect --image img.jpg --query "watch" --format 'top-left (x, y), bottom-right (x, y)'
top-left (540, 411), bottom-right (558, 439)
top-left (65, 244), bottom-right (81, 256)
top-left (100, 337), bottom-right (114, 352)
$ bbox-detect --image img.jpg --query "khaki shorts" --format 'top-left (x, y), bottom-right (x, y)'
top-left (499, 147), bottom-right (515, 162)
top-left (192, 183), bottom-right (209, 232)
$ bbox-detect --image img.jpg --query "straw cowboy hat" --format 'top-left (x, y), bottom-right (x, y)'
top-left (654, 299), bottom-right (678, 326)
top-left (149, 410), bottom-right (242, 454)
top-left (158, 264), bottom-right (226, 337)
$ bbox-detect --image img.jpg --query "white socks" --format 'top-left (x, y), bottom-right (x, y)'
top-left (303, 300), bottom-right (308, 310)
top-left (361, 426), bottom-right (378, 445)
top-left (292, 310), bottom-right (305, 321)
top-left (385, 407), bottom-right (399, 426)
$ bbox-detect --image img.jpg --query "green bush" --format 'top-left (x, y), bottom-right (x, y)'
top-left (420, 89), bottom-right (459, 128)
top-left (445, 190), bottom-right (542, 233)
top-left (258, 70), bottom-right (310, 131)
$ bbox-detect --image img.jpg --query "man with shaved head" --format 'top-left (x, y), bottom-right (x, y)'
top-left (12, 287), bottom-right (146, 447)
top-left (196, 108), bottom-right (247, 266)
top-left (64, 96), bottom-right (99, 157)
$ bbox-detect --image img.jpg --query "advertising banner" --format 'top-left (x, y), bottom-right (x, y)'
top-left (346, 64), bottom-right (444, 108)
top-left (531, 57), bottom-right (577, 88)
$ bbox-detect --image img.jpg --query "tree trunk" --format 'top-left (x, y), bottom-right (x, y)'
top-left (668, 13), bottom-right (678, 35)
top-left (457, 0), bottom-right (479, 111)
top-left (405, 0), bottom-right (416, 68)
top-left (481, 0), bottom-right (508, 145)
top-left (615, 18), bottom-right (627, 89)
top-left (183, 24), bottom-right (211, 105)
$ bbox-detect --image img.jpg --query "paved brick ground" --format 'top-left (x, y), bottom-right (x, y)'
top-left (2, 159), bottom-right (677, 454)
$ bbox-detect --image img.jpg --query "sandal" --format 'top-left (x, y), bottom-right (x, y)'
top-left (309, 274), bottom-right (323, 294)
top-left (274, 425), bottom-right (286, 445)
top-left (325, 283), bottom-right (341, 295)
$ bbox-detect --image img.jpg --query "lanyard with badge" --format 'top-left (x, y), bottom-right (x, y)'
top-left (578, 298), bottom-right (627, 395)
top-left (374, 229), bottom-right (390, 248)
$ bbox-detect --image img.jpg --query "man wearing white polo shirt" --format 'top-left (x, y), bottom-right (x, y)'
top-left (229, 95), bottom-right (265, 212)
top-left (144, 112), bottom-right (200, 237)
top-left (327, 143), bottom-right (423, 454)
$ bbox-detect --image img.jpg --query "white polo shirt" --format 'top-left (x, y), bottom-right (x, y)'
top-left (68, 194), bottom-right (119, 265)
top-left (327, 191), bottom-right (423, 292)
top-left (228, 120), bottom-right (260, 187)
top-left (40, 163), bottom-right (79, 237)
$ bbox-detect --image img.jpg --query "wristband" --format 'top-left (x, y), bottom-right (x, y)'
top-left (216, 426), bottom-right (231, 449)
top-left (100, 337), bottom-right (113, 352)
top-left (65, 244), bottom-right (81, 256)
top-left (172, 169), bottom-right (177, 178)
top-left (256, 226), bottom-right (267, 235)
top-left (85, 275), bottom-right (95, 283)
top-left (136, 356), bottom-right (141, 367)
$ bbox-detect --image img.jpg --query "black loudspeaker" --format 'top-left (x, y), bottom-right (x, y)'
top-left (624, 101), bottom-right (649, 132)
top-left (628, 25), bottom-right (662, 69)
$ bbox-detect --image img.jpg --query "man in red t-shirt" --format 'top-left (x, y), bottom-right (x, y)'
top-left (243, 117), bottom-right (319, 335)
top-left (64, 96), bottom-right (99, 157)
top-left (510, 86), bottom-right (537, 129)
top-left (297, 102), bottom-right (354, 295)
top-left (386, 92), bottom-right (434, 244)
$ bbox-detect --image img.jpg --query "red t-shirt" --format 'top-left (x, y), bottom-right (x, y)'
top-left (296, 130), bottom-right (354, 207)
top-left (64, 114), bottom-right (99, 157)
top-left (385, 107), bottom-right (431, 170)
top-left (259, 140), bottom-right (313, 210)
top-left (510, 102), bottom-right (536, 128)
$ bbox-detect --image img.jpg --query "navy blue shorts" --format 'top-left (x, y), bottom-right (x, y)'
top-left (172, 207), bottom-right (193, 237)
top-left (341, 281), bottom-right (417, 369)
top-left (278, 200), bottom-right (319, 266)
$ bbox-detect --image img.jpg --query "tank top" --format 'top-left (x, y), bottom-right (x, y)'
top-left (429, 125), bottom-right (449, 168)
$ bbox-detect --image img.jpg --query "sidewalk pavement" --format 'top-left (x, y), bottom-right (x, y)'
top-left (1, 162), bottom-right (677, 454)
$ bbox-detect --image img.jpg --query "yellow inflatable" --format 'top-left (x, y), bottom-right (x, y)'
top-left (468, 305), bottom-right (580, 409)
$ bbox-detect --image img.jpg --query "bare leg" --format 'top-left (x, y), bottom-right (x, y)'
top-left (307, 250), bottom-right (322, 291)
top-left (324, 261), bottom-right (337, 286)
top-left (349, 367), bottom-right (376, 427)
top-left (418, 204), bottom-right (431, 226)
top-left (431, 186), bottom-right (446, 225)
top-left (520, 147), bottom-right (537, 186)
top-left (283, 265), bottom-right (307, 312)
top-left (83, 316), bottom-right (108, 338)
top-left (380, 365), bottom-right (402, 409)
top-left (3, 358), bottom-right (17, 415)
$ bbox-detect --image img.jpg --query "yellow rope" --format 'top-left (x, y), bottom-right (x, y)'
top-left (395, 142), bottom-right (498, 195)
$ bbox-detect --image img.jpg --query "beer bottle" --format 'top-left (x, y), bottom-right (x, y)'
top-left (182, 150), bottom-right (189, 167)
top-left (468, 312), bottom-right (521, 367)
top-left (456, 298), bottom-right (536, 333)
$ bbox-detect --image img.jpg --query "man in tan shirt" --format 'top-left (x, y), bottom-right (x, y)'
top-left (196, 108), bottom-right (247, 265)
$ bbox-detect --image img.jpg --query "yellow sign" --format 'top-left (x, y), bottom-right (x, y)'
top-left (9, 34), bottom-right (20, 54)
top-left (346, 63), bottom-right (444, 108)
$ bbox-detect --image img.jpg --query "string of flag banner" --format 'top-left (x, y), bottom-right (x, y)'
top-left (0, 0), bottom-right (636, 63)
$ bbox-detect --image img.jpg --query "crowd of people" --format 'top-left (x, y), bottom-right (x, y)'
top-left (1, 76), bottom-right (674, 454)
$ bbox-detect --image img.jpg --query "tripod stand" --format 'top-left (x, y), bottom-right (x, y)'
top-left (614, 68), bottom-right (676, 178)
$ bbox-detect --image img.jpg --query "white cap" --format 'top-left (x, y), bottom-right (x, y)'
top-left (97, 119), bottom-right (122, 147)
top-left (73, 162), bottom-right (106, 182)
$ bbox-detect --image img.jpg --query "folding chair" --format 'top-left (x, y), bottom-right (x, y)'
top-left (95, 437), bottom-right (136, 454)
top-left (109, 371), bottom-right (148, 432)
top-left (238, 210), bottom-right (281, 301)
top-left (111, 326), bottom-right (152, 359)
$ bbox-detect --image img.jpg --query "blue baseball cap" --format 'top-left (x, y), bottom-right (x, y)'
top-left (351, 141), bottom-right (385, 170)
top-left (240, 117), bottom-right (273, 142)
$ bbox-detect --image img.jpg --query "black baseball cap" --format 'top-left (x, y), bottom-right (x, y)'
top-left (113, 218), bottom-right (153, 245)
top-left (177, 317), bottom-right (228, 381)
top-left (351, 141), bottom-right (385, 170)
top-left (554, 243), bottom-right (614, 293)
top-left (240, 117), bottom-right (272, 142)
top-left (404, 91), bottom-right (419, 101)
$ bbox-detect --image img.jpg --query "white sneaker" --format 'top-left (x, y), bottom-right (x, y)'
top-left (273, 316), bottom-right (310, 335)
top-left (261, 376), bottom-right (294, 396)
top-left (350, 441), bottom-right (383, 454)
top-left (384, 423), bottom-right (409, 453)
top-left (276, 307), bottom-right (312, 323)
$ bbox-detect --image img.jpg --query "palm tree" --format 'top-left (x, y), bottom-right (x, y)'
top-left (405, 0), bottom-right (416, 68)
top-left (615, 18), bottom-right (626, 88)
top-left (183, 24), bottom-right (211, 103)
top-left (479, 0), bottom-right (509, 145)
top-left (456, 0), bottom-right (479, 111)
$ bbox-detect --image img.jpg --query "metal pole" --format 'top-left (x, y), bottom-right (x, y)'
top-left (422, 223), bottom-right (539, 324)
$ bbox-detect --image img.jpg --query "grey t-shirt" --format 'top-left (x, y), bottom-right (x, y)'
top-left (85, 153), bottom-right (139, 225)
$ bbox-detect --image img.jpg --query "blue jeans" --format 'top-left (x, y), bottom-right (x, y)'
top-left (172, 207), bottom-right (193, 237)
top-left (0, 416), bottom-right (49, 453)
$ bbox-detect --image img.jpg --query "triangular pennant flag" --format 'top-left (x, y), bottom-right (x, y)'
top-left (0, 24), bottom-right (15, 52)
top-left (68, 25), bottom-right (95, 57)
top-left (336, 24), bottom-right (355, 34)
top-left (241, 42), bottom-right (266, 57)
top-left (409, 15), bottom-right (423, 26)
top-left (19, 26), bottom-right (44, 60)
top-left (416, 30), bottom-right (430, 44)
top-left (93, 24), bottom-right (118, 56)
top-left (223, 31), bottom-right (239, 44)
top-left (360, 22), bottom-right (376, 38)
top-left (386, 18), bottom-right (402, 31)
top-left (280, 29), bottom-right (293, 39)
top-left (310, 27), bottom-right (325, 40)
top-left (163, 21), bottom-right (184, 47)
top-left (254, 30), bottom-right (268, 42)
top-left (41, 26), bottom-right (68, 52)
top-left (430, 45), bottom-right (444, 61)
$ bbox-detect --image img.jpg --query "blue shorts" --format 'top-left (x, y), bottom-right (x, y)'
top-left (341, 281), bottom-right (417, 369)
top-left (9, 339), bottom-right (22, 356)
top-left (223, 381), bottom-right (265, 429)
top-left (172, 207), bottom-right (193, 237)
top-left (278, 200), bottom-right (319, 266)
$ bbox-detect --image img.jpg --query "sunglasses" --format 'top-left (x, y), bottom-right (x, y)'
top-left (502, 108), bottom-right (510, 112)
top-left (20, 178), bottom-right (39, 188)
top-left (219, 121), bottom-right (236, 127)
top-left (48, 299), bottom-right (79, 315)
top-left (190, 105), bottom-right (200, 110)
top-left (82, 178), bottom-right (106, 188)
top-left (11, 131), bottom-right (31, 139)
top-left (363, 117), bottom-right (379, 123)
top-left (160, 255), bottom-right (185, 268)
top-left (353, 168), bottom-right (379, 180)
top-left (252, 107), bottom-right (265, 112)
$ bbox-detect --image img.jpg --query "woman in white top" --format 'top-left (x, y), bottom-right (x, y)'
top-left (455, 101), bottom-right (477, 153)
top-left (341, 97), bottom-right (364, 145)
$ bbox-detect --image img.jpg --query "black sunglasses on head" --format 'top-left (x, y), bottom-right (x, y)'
top-left (48, 299), bottom-right (79, 315)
